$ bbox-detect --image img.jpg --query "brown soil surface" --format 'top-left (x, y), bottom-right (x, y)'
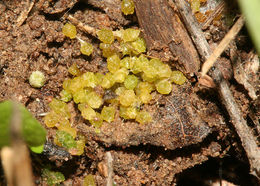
top-left (0, 0), bottom-right (259, 185)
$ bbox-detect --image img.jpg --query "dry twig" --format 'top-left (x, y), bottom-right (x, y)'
top-left (201, 16), bottom-right (245, 76)
top-left (16, 0), bottom-right (35, 27)
top-left (175, 0), bottom-right (260, 179)
top-left (67, 15), bottom-right (97, 36)
top-left (106, 152), bottom-right (114, 186)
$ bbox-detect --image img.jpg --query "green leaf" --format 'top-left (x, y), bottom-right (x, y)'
top-left (238, 0), bottom-right (260, 54)
top-left (0, 100), bottom-right (46, 151)
top-left (0, 101), bottom-right (12, 148)
top-left (30, 144), bottom-right (44, 154)
top-left (20, 105), bottom-right (46, 147)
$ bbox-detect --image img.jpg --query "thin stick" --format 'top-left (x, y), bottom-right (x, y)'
top-left (11, 102), bottom-right (35, 186)
top-left (67, 15), bottom-right (124, 39)
top-left (175, 0), bottom-right (212, 60)
top-left (1, 147), bottom-right (14, 186)
top-left (106, 152), bottom-right (114, 186)
top-left (67, 15), bottom-right (97, 36)
top-left (16, 0), bottom-right (35, 27)
top-left (201, 16), bottom-right (245, 76)
top-left (175, 0), bottom-right (260, 178)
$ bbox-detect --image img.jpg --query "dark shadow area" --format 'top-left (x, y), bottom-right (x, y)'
top-left (176, 156), bottom-right (259, 186)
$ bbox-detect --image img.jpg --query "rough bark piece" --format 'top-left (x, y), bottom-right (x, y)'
top-left (79, 84), bottom-right (211, 150)
top-left (110, 141), bottom-right (221, 185)
top-left (134, 0), bottom-right (200, 74)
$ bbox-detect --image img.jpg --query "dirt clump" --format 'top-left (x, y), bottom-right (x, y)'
top-left (0, 0), bottom-right (259, 185)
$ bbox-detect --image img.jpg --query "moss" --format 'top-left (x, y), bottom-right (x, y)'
top-left (29, 71), bottom-right (46, 88)
top-left (42, 168), bottom-right (65, 186)
top-left (121, 0), bottom-right (135, 15)
top-left (44, 23), bottom-right (188, 157)
top-left (62, 23), bottom-right (77, 39)
top-left (84, 175), bottom-right (96, 186)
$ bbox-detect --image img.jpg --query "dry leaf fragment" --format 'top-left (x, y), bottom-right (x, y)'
top-left (233, 57), bottom-right (258, 100)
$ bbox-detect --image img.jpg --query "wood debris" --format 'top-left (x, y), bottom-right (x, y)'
top-left (174, 0), bottom-right (260, 179)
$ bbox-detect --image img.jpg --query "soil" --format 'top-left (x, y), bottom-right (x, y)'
top-left (0, 0), bottom-right (259, 185)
